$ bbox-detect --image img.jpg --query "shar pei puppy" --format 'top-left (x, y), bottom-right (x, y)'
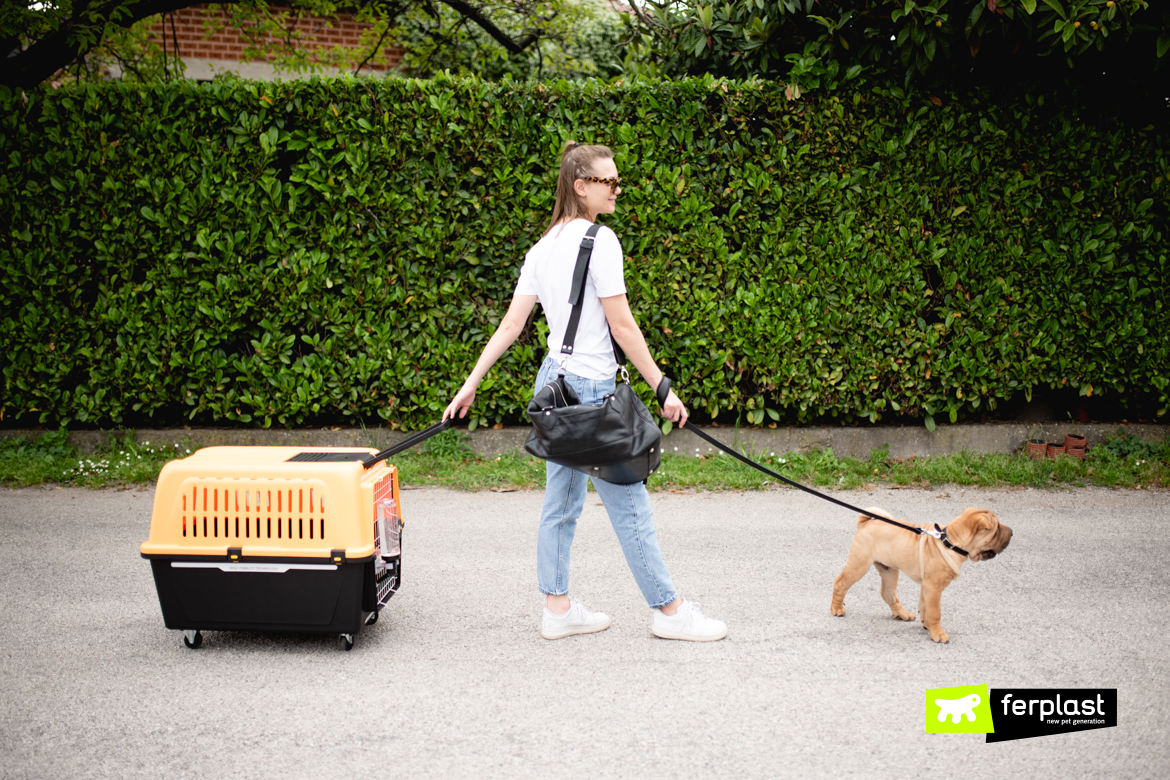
top-left (830, 507), bottom-right (1012, 643)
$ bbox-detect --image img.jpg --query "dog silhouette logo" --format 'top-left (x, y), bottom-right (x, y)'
top-left (925, 685), bottom-right (994, 733)
top-left (935, 693), bottom-right (981, 723)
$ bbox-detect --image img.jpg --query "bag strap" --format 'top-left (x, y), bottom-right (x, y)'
top-left (559, 224), bottom-right (626, 366)
top-left (560, 223), bottom-right (601, 356)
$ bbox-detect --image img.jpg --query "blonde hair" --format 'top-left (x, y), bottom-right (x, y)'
top-left (544, 141), bottom-right (613, 236)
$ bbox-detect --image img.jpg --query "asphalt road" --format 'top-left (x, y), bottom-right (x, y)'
top-left (1, 484), bottom-right (1167, 779)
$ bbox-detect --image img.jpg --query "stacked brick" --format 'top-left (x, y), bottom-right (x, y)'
top-left (146, 3), bottom-right (403, 72)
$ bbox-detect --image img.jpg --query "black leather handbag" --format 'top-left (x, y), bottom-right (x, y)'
top-left (523, 225), bottom-right (663, 484)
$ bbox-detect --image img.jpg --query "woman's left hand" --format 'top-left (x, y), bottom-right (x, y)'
top-left (660, 389), bottom-right (688, 428)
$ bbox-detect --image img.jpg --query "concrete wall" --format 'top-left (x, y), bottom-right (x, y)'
top-left (2, 422), bottom-right (1165, 458)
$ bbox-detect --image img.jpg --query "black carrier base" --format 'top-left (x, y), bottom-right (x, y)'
top-left (148, 555), bottom-right (400, 636)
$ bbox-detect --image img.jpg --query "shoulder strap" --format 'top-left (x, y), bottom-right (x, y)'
top-left (560, 223), bottom-right (602, 356)
top-left (559, 223), bottom-right (626, 367)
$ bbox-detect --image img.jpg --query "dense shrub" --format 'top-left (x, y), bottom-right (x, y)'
top-left (1, 76), bottom-right (1166, 430)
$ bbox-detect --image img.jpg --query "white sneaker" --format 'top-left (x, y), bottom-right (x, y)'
top-left (541, 599), bottom-right (612, 640)
top-left (652, 600), bottom-right (727, 642)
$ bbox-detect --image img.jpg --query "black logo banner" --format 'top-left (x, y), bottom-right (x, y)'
top-left (987, 688), bottom-right (1117, 743)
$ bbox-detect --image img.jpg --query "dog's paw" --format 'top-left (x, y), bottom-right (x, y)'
top-left (830, 604), bottom-right (846, 617)
top-left (930, 629), bottom-right (950, 644)
top-left (893, 610), bottom-right (916, 622)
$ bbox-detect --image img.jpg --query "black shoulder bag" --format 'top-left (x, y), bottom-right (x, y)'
top-left (523, 224), bottom-right (664, 485)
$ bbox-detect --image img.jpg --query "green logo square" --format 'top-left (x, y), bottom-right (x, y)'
top-left (926, 684), bottom-right (995, 733)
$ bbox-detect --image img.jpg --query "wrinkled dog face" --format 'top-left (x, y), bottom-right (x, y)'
top-left (964, 509), bottom-right (1012, 562)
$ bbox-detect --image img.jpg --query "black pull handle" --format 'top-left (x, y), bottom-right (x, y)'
top-left (362, 419), bottom-right (454, 468)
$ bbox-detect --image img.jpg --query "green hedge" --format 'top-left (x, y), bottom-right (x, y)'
top-left (1, 76), bottom-right (1167, 430)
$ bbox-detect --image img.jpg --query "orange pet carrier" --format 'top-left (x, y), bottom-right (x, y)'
top-left (140, 422), bottom-right (450, 651)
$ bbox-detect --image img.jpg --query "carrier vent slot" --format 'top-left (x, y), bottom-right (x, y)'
top-left (286, 452), bottom-right (368, 462)
top-left (176, 480), bottom-right (329, 544)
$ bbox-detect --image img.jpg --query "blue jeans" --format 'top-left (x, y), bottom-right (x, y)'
top-left (534, 357), bottom-right (678, 609)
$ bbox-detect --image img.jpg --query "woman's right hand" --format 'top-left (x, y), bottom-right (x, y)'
top-left (660, 389), bottom-right (689, 428)
top-left (442, 383), bottom-right (476, 422)
top-left (440, 294), bottom-right (537, 424)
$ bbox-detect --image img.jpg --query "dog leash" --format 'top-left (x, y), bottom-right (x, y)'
top-left (370, 420), bottom-right (970, 556)
top-left (682, 423), bottom-right (970, 558)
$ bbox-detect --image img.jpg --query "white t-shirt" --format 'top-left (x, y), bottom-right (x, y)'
top-left (515, 218), bottom-right (626, 380)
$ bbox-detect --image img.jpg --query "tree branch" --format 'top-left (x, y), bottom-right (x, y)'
top-left (2, 0), bottom-right (545, 89)
top-left (354, 17), bottom-right (395, 74)
top-left (433, 0), bottom-right (539, 54)
top-left (1, 0), bottom-right (246, 89)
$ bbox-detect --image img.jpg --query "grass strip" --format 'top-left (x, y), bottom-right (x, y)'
top-left (1, 429), bottom-right (1166, 492)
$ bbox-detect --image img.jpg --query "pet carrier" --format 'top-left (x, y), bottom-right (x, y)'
top-left (140, 422), bottom-right (450, 651)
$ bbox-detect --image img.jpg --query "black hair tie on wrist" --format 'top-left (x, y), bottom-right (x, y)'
top-left (656, 376), bottom-right (672, 408)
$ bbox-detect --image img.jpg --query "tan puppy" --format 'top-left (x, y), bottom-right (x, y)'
top-left (830, 507), bottom-right (1012, 643)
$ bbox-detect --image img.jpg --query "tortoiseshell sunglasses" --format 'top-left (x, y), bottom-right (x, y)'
top-left (581, 176), bottom-right (623, 193)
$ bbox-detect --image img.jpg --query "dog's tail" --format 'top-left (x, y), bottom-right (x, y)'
top-left (857, 507), bottom-right (895, 529)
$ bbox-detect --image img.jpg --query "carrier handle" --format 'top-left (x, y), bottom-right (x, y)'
top-left (362, 419), bottom-right (454, 468)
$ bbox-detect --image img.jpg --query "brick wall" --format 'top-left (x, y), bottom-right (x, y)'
top-left (147, 3), bottom-right (402, 72)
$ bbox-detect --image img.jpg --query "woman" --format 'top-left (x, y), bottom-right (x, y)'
top-left (442, 142), bottom-right (726, 642)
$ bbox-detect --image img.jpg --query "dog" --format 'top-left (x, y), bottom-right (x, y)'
top-left (830, 507), bottom-right (1012, 643)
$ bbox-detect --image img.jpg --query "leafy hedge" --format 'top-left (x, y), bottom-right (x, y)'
top-left (1, 76), bottom-right (1167, 430)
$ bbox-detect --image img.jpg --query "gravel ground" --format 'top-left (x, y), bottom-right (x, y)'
top-left (1, 484), bottom-right (1167, 779)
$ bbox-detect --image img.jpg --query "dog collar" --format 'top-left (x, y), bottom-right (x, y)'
top-left (924, 523), bottom-right (969, 558)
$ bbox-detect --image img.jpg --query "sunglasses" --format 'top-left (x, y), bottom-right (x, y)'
top-left (581, 176), bottom-right (623, 193)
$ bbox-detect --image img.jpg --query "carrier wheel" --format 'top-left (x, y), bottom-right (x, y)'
top-left (182, 630), bottom-right (203, 649)
top-left (365, 610), bottom-right (379, 626)
top-left (340, 633), bottom-right (354, 651)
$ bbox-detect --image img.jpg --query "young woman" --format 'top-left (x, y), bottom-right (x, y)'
top-left (442, 142), bottom-right (726, 642)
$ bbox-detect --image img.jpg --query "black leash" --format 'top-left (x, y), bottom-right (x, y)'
top-left (682, 423), bottom-right (970, 558)
top-left (361, 419), bottom-right (970, 556)
top-left (362, 419), bottom-right (453, 468)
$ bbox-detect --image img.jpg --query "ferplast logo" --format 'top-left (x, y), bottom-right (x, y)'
top-left (925, 685), bottom-right (995, 734)
top-left (925, 686), bottom-right (1117, 742)
top-left (985, 689), bottom-right (1117, 743)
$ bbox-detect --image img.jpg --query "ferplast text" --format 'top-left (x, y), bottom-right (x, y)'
top-left (1000, 693), bottom-right (1107, 721)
